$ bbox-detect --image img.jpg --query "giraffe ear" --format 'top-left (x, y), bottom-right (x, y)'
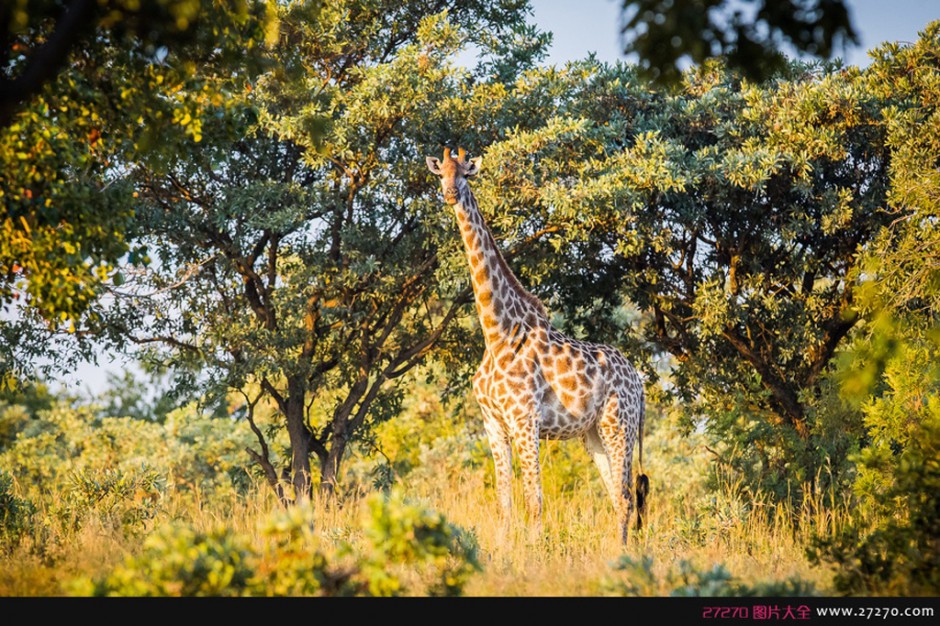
top-left (426, 156), bottom-right (443, 175)
top-left (464, 156), bottom-right (482, 177)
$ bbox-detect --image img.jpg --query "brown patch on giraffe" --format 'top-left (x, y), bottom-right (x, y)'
top-left (505, 376), bottom-right (527, 394)
top-left (496, 350), bottom-right (514, 370)
top-left (559, 374), bottom-right (578, 392)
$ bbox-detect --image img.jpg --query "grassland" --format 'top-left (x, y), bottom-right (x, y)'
top-left (0, 389), bottom-right (850, 596)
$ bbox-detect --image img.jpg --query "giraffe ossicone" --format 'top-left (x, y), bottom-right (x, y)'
top-left (426, 146), bottom-right (649, 544)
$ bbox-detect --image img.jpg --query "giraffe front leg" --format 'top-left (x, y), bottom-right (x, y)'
top-left (482, 412), bottom-right (512, 524)
top-left (513, 421), bottom-right (543, 538)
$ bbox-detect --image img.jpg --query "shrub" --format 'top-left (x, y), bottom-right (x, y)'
top-left (0, 470), bottom-right (34, 552)
top-left (62, 466), bottom-right (164, 532)
top-left (72, 491), bottom-right (482, 597)
top-left (808, 412), bottom-right (940, 595)
top-left (358, 488), bottom-right (481, 596)
top-left (252, 505), bottom-right (360, 596)
top-left (600, 556), bottom-right (817, 596)
top-left (75, 524), bottom-right (255, 596)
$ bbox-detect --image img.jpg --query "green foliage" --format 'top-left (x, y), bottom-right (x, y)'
top-left (348, 369), bottom-right (489, 491)
top-left (0, 470), bottom-right (35, 552)
top-left (62, 467), bottom-right (163, 532)
top-left (0, 398), bottom-right (258, 519)
top-left (861, 21), bottom-right (940, 316)
top-left (601, 556), bottom-right (817, 596)
top-left (78, 523), bottom-right (255, 597)
top-left (253, 505), bottom-right (361, 596)
top-left (809, 394), bottom-right (940, 596)
top-left (359, 489), bottom-right (481, 596)
top-left (619, 0), bottom-right (858, 84)
top-left (804, 21), bottom-right (940, 598)
top-left (0, 0), bottom-right (283, 331)
top-left (75, 490), bottom-right (481, 596)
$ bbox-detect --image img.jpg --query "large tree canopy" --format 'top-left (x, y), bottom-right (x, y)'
top-left (0, 0), bottom-right (283, 336)
top-left (83, 0), bottom-right (557, 501)
top-left (6, 0), bottom-right (938, 519)
top-left (620, 0), bottom-right (858, 84)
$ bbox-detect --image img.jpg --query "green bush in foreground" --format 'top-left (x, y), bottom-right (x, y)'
top-left (600, 556), bottom-right (817, 597)
top-left (808, 412), bottom-right (940, 596)
top-left (75, 524), bottom-right (255, 596)
top-left (73, 489), bottom-right (480, 596)
top-left (358, 488), bottom-right (481, 597)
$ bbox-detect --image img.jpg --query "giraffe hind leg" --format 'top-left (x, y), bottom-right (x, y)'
top-left (596, 394), bottom-right (635, 544)
top-left (583, 425), bottom-right (617, 504)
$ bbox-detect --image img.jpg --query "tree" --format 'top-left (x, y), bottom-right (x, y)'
top-left (620, 0), bottom-right (858, 84)
top-left (0, 0), bottom-right (281, 351)
top-left (0, 0), bottom-right (281, 127)
top-left (808, 22), bottom-right (940, 596)
top-left (479, 58), bottom-right (892, 495)
top-left (98, 0), bottom-right (557, 502)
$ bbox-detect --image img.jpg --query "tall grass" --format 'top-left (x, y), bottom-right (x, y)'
top-left (0, 390), bottom-right (853, 596)
top-left (0, 466), bottom-right (847, 596)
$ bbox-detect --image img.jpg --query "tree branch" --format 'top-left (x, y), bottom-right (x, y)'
top-left (240, 389), bottom-right (288, 507)
top-left (129, 335), bottom-right (201, 353)
top-left (261, 377), bottom-right (287, 415)
top-left (0, 0), bottom-right (97, 127)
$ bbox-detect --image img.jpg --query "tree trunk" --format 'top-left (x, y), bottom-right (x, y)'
top-left (285, 374), bottom-right (313, 503)
top-left (319, 437), bottom-right (347, 496)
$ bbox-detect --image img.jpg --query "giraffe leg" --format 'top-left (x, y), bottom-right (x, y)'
top-left (597, 394), bottom-right (635, 545)
top-left (512, 421), bottom-right (543, 536)
top-left (481, 409), bottom-right (512, 523)
top-left (583, 425), bottom-right (617, 503)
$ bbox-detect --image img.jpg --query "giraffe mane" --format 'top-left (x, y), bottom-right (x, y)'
top-left (476, 208), bottom-right (548, 319)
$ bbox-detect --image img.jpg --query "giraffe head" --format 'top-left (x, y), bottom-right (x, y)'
top-left (426, 147), bottom-right (482, 205)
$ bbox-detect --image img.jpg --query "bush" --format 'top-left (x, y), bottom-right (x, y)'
top-left (0, 470), bottom-right (34, 552)
top-left (78, 524), bottom-right (255, 596)
top-left (72, 490), bottom-right (482, 597)
top-left (358, 488), bottom-right (481, 597)
top-left (600, 556), bottom-right (817, 597)
top-left (62, 467), bottom-right (163, 532)
top-left (808, 412), bottom-right (940, 595)
top-left (252, 505), bottom-right (360, 596)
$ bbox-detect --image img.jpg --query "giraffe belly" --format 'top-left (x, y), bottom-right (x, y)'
top-left (538, 384), bottom-right (599, 440)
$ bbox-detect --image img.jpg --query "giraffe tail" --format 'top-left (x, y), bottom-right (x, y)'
top-left (635, 400), bottom-right (649, 531)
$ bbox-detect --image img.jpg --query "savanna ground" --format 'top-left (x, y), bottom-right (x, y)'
top-left (1, 374), bottom-right (845, 597)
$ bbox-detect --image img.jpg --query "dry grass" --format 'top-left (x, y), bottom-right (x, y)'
top-left (0, 422), bottom-right (849, 597)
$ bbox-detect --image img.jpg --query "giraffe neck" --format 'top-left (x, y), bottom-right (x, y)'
top-left (453, 185), bottom-right (547, 349)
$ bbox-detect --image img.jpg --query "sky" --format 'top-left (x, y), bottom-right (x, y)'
top-left (58, 0), bottom-right (940, 396)
top-left (529, 0), bottom-right (939, 68)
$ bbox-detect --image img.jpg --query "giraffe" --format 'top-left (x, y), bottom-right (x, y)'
top-left (426, 147), bottom-right (649, 543)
